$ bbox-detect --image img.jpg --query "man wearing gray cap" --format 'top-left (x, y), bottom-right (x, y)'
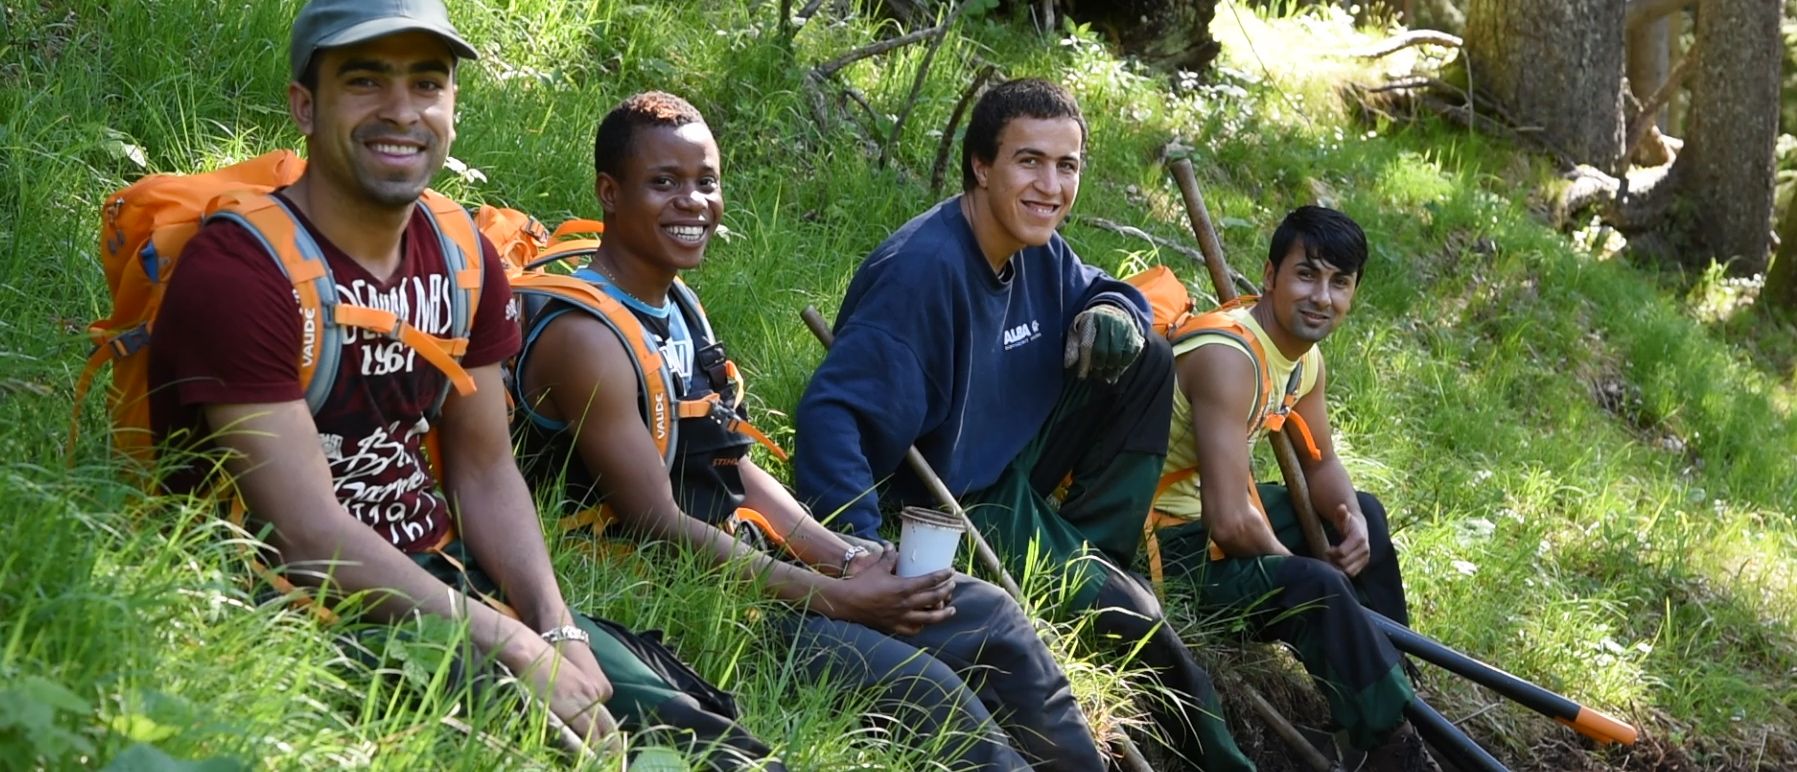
top-left (148, 2), bottom-right (780, 768)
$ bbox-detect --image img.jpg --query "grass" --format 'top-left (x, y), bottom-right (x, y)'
top-left (2, 0), bottom-right (1794, 769)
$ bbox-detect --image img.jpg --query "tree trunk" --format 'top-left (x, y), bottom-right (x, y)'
top-left (1626, 14), bottom-right (1669, 131)
top-left (1462, 0), bottom-right (1627, 168)
top-left (1670, 0), bottom-right (1783, 274)
top-left (1665, 7), bottom-right (1687, 136)
top-left (1766, 190), bottom-right (1797, 312)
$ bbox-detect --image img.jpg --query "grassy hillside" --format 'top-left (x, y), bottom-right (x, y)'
top-left (2, 1), bottom-right (1793, 769)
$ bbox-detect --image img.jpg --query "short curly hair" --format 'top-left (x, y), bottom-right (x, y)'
top-left (593, 91), bottom-right (708, 181)
top-left (961, 78), bottom-right (1086, 191)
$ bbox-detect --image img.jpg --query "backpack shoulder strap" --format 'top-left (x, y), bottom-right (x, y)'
top-left (513, 272), bottom-right (679, 470)
top-left (1170, 310), bottom-right (1272, 437)
top-left (418, 190), bottom-right (484, 417)
top-left (666, 278), bottom-right (789, 463)
top-left (204, 192), bottom-right (341, 414)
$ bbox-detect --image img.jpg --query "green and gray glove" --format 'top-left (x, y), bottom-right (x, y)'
top-left (1063, 303), bottom-right (1143, 381)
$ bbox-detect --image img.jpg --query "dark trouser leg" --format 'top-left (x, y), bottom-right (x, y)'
top-left (1161, 491), bottom-right (1416, 751)
top-left (1030, 334), bottom-right (1177, 567)
top-left (772, 607), bottom-right (1031, 771)
top-left (899, 577), bottom-right (1106, 772)
top-left (961, 334), bottom-right (1175, 609)
top-left (1254, 485), bottom-right (1410, 626)
top-left (1092, 562), bottom-right (1256, 772)
top-left (1347, 491), bottom-right (1409, 626)
top-left (963, 337), bottom-right (1253, 769)
top-left (425, 545), bottom-right (781, 771)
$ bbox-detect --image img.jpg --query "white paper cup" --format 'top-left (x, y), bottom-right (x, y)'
top-left (896, 506), bottom-right (965, 578)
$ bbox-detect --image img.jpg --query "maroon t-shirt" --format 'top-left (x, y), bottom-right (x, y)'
top-left (150, 194), bottom-right (521, 552)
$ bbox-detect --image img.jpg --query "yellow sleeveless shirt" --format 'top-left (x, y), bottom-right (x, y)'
top-left (1157, 303), bottom-right (1321, 522)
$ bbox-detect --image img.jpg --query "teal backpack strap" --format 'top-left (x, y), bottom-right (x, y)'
top-left (203, 197), bottom-right (341, 415)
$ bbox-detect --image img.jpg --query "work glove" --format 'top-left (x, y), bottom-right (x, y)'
top-left (1063, 302), bottom-right (1143, 382)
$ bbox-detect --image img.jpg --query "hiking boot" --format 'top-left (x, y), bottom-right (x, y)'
top-left (1359, 723), bottom-right (1442, 772)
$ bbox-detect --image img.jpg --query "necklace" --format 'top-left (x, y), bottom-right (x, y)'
top-left (590, 256), bottom-right (663, 307)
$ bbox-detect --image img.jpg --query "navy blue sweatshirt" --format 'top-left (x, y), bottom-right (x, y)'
top-left (794, 196), bottom-right (1150, 537)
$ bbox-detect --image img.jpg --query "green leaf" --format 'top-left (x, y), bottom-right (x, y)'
top-left (109, 713), bottom-right (179, 743)
top-left (17, 675), bottom-right (90, 714)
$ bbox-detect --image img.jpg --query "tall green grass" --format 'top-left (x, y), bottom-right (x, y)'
top-left (3, 0), bottom-right (1793, 769)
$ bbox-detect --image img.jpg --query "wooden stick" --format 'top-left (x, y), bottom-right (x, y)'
top-left (813, 25), bottom-right (943, 79)
top-left (1343, 29), bottom-right (1462, 59)
top-left (801, 307), bottom-right (1022, 599)
top-left (1168, 158), bottom-right (1332, 560)
top-left (800, 305), bottom-right (1156, 772)
top-left (1231, 677), bottom-right (1343, 772)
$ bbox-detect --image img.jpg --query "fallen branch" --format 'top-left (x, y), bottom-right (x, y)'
top-left (930, 63), bottom-right (997, 192)
top-left (1226, 676), bottom-right (1342, 772)
top-left (814, 24), bottom-right (944, 79)
top-left (1344, 29), bottom-right (1463, 59)
top-left (883, 0), bottom-right (971, 167)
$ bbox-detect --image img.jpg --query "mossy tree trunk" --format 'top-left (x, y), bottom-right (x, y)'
top-left (1669, 0), bottom-right (1784, 274)
top-left (1763, 188), bottom-right (1797, 312)
top-left (1462, 0), bottom-right (1627, 169)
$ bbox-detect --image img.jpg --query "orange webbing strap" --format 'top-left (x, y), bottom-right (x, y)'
top-left (676, 394), bottom-right (791, 463)
top-left (559, 503), bottom-right (616, 535)
top-left (1143, 468), bottom-right (1198, 595)
top-left (727, 507), bottom-right (792, 553)
top-left (332, 305), bottom-right (477, 397)
top-left (1144, 509), bottom-right (1190, 596)
top-left (550, 219), bottom-right (605, 241)
top-left (1276, 409), bottom-right (1322, 462)
top-left (730, 420), bottom-right (790, 463)
top-left (66, 344), bottom-right (117, 467)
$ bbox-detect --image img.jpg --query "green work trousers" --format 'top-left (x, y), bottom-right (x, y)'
top-left (962, 336), bottom-right (1255, 771)
top-left (1160, 484), bottom-right (1415, 750)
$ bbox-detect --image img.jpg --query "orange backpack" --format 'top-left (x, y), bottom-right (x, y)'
top-left (73, 150), bottom-right (485, 471)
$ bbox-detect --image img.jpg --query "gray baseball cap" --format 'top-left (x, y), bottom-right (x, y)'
top-left (289, 0), bottom-right (478, 82)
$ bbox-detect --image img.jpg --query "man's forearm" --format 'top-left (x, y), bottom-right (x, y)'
top-left (739, 458), bottom-right (855, 570)
top-left (1303, 460), bottom-right (1362, 528)
top-left (276, 508), bottom-right (534, 657)
top-left (451, 461), bottom-right (573, 632)
top-left (1202, 492), bottom-right (1294, 558)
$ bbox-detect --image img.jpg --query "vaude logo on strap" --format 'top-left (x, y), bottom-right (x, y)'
top-left (1002, 320), bottom-right (1041, 350)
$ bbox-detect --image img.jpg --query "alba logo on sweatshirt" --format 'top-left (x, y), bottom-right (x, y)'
top-left (1002, 320), bottom-right (1041, 350)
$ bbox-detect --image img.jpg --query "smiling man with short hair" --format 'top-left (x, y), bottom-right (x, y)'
top-left (795, 78), bottom-right (1253, 771)
top-left (1153, 206), bottom-right (1436, 770)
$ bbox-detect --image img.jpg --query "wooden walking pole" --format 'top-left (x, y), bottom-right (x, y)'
top-left (1168, 157), bottom-right (1332, 561)
top-left (1167, 157), bottom-right (1515, 771)
top-left (800, 306), bottom-right (1155, 772)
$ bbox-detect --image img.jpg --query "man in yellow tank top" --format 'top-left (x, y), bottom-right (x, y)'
top-left (1155, 206), bottom-right (1436, 770)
